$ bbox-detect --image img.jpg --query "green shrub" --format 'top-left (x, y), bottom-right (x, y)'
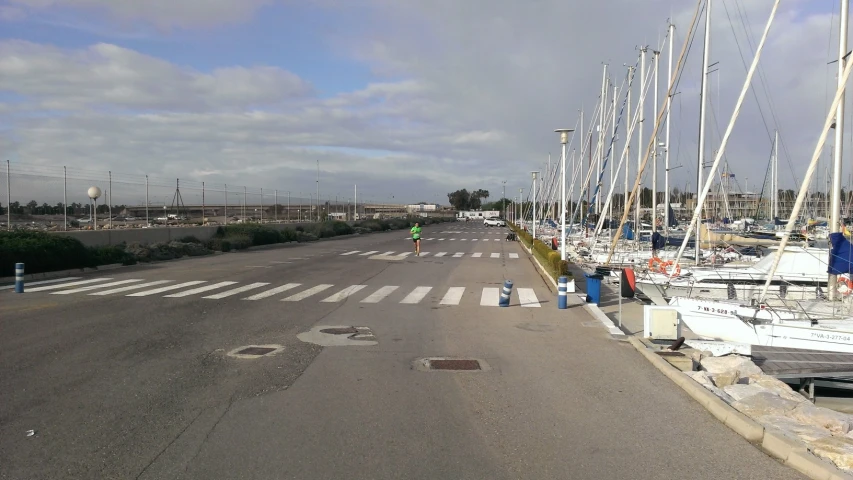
top-left (330, 221), bottom-right (353, 236)
top-left (279, 228), bottom-right (297, 242)
top-left (207, 238), bottom-right (232, 252)
top-left (217, 224), bottom-right (280, 246)
top-left (0, 231), bottom-right (93, 276)
top-left (88, 245), bottom-right (138, 266)
top-left (224, 234), bottom-right (252, 250)
top-left (178, 235), bottom-right (202, 244)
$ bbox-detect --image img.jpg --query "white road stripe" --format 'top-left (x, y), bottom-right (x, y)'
top-left (453, 252), bottom-right (464, 258)
top-left (434, 252), bottom-right (447, 257)
top-left (164, 281), bottom-right (238, 298)
top-left (381, 251), bottom-right (395, 255)
top-left (243, 283), bottom-right (301, 300)
top-left (361, 286), bottom-right (398, 303)
top-left (438, 238), bottom-right (446, 241)
top-left (494, 239), bottom-right (501, 242)
top-left (472, 252), bottom-right (483, 258)
top-left (340, 251), bottom-right (360, 256)
top-left (322, 285), bottom-right (367, 302)
top-left (471, 239), bottom-right (478, 242)
top-left (282, 284), bottom-right (333, 302)
top-left (490, 253), bottom-right (500, 258)
top-left (481, 239), bottom-right (489, 242)
top-left (51, 279), bottom-right (144, 295)
top-left (91, 280), bottom-right (173, 295)
top-left (460, 239), bottom-right (467, 241)
top-left (1, 277), bottom-right (82, 290)
top-left (127, 281), bottom-right (207, 297)
top-left (440, 287), bottom-right (465, 305)
top-left (480, 287), bottom-right (499, 306)
top-left (400, 286), bottom-right (432, 304)
top-left (450, 238), bottom-right (456, 241)
top-left (398, 252), bottom-right (413, 257)
top-left (518, 288), bottom-right (541, 307)
top-left (419, 252), bottom-right (430, 256)
top-left (509, 253), bottom-right (519, 259)
top-left (359, 251), bottom-right (379, 256)
top-left (27, 278), bottom-right (113, 292)
top-left (204, 282), bottom-right (269, 299)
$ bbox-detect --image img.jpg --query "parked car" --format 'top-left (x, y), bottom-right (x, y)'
top-left (484, 217), bottom-right (506, 227)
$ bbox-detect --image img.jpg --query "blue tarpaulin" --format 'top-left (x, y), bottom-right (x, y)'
top-left (623, 224), bottom-right (634, 240)
top-left (668, 205), bottom-right (678, 228)
top-left (651, 231), bottom-right (666, 250)
top-left (828, 232), bottom-right (853, 275)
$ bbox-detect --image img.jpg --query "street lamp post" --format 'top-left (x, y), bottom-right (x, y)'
top-left (518, 188), bottom-right (523, 224)
top-left (502, 181), bottom-right (506, 219)
top-left (555, 128), bottom-right (575, 261)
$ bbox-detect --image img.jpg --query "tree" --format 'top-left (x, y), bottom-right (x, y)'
top-left (447, 189), bottom-right (471, 210)
top-left (26, 200), bottom-right (38, 214)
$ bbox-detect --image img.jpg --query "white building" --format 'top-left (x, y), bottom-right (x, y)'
top-left (456, 210), bottom-right (500, 220)
top-left (407, 203), bottom-right (439, 213)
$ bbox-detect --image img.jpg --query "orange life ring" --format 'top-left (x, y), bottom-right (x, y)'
top-left (838, 276), bottom-right (853, 296)
top-left (659, 260), bottom-right (681, 277)
top-left (648, 257), bottom-right (664, 270)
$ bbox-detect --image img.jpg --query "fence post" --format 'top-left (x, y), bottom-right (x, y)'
top-left (558, 276), bottom-right (567, 309)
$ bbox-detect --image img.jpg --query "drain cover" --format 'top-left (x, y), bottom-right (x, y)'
top-left (237, 346), bottom-right (277, 356)
top-left (320, 327), bottom-right (359, 335)
top-left (430, 359), bottom-right (480, 371)
top-left (413, 357), bottom-right (491, 372)
top-left (226, 344), bottom-right (285, 359)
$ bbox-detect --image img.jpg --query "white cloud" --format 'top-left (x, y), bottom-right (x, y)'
top-left (0, 0), bottom-right (849, 207)
top-left (8, 0), bottom-right (273, 28)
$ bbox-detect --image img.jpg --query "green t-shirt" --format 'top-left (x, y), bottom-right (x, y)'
top-left (410, 226), bottom-right (422, 240)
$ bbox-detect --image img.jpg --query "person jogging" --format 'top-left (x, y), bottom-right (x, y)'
top-left (410, 222), bottom-right (422, 256)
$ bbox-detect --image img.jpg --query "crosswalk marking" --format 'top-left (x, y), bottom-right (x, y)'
top-left (471, 239), bottom-right (478, 241)
top-left (438, 238), bottom-right (445, 241)
top-left (204, 282), bottom-right (269, 299)
top-left (453, 252), bottom-right (464, 258)
top-left (490, 253), bottom-right (500, 258)
top-left (509, 253), bottom-right (519, 259)
top-left (90, 280), bottom-right (174, 295)
top-left (381, 251), bottom-right (395, 256)
top-left (398, 252), bottom-right (413, 257)
top-left (359, 251), bottom-right (379, 256)
top-left (361, 286), bottom-right (398, 303)
top-left (419, 252), bottom-right (430, 256)
top-left (164, 281), bottom-right (238, 298)
top-left (243, 283), bottom-right (301, 300)
top-left (481, 239), bottom-right (488, 242)
top-left (435, 252), bottom-right (447, 257)
top-left (340, 251), bottom-right (360, 256)
top-left (480, 288), bottom-right (499, 306)
top-left (51, 279), bottom-right (144, 295)
top-left (472, 253), bottom-right (483, 258)
top-left (27, 278), bottom-right (113, 292)
top-left (460, 239), bottom-right (467, 241)
top-left (517, 288), bottom-right (541, 307)
top-left (322, 285), bottom-right (367, 302)
top-left (282, 284), bottom-right (333, 302)
top-left (401, 286), bottom-right (432, 304)
top-left (127, 281), bottom-right (207, 297)
top-left (440, 287), bottom-right (465, 305)
top-left (1, 277), bottom-right (81, 290)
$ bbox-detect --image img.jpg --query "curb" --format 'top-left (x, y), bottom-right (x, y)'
top-left (0, 263), bottom-right (125, 285)
top-left (582, 302), bottom-right (627, 338)
top-left (627, 336), bottom-right (852, 480)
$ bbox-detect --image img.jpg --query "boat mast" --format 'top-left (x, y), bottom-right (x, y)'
top-left (773, 130), bottom-right (778, 222)
top-left (830, 0), bottom-right (848, 300)
top-left (696, 0), bottom-right (712, 264)
top-left (625, 66), bottom-right (632, 223)
top-left (652, 49), bottom-right (661, 233)
top-left (598, 64), bottom-right (608, 217)
top-left (611, 83), bottom-right (618, 228)
top-left (665, 21), bottom-right (675, 235)
top-left (636, 47), bottom-right (647, 240)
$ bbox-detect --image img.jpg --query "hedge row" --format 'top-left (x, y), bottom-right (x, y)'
top-left (509, 222), bottom-right (570, 279)
top-left (0, 231), bottom-right (136, 277)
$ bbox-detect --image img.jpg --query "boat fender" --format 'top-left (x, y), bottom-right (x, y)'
top-left (620, 268), bottom-right (636, 298)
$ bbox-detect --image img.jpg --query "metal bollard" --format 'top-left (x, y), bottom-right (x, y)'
top-left (558, 276), bottom-right (567, 309)
top-left (499, 280), bottom-right (513, 307)
top-left (15, 263), bottom-right (24, 293)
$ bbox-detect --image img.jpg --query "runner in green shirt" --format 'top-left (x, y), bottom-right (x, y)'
top-left (410, 222), bottom-right (422, 256)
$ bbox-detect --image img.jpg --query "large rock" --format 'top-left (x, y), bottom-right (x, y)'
top-left (685, 371), bottom-right (734, 403)
top-left (808, 436), bottom-right (853, 472)
top-left (748, 376), bottom-right (809, 404)
top-left (790, 403), bottom-right (853, 435)
top-left (723, 384), bottom-right (770, 402)
top-left (700, 355), bottom-right (763, 378)
top-left (731, 392), bottom-right (800, 419)
top-left (761, 415), bottom-right (832, 443)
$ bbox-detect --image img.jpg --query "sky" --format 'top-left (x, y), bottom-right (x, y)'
top-left (0, 0), bottom-right (848, 208)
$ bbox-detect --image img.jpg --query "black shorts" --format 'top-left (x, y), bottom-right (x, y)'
top-left (412, 238), bottom-right (420, 243)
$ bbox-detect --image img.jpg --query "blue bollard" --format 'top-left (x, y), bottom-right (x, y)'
top-left (499, 280), bottom-right (513, 307)
top-left (15, 263), bottom-right (24, 293)
top-left (558, 276), bottom-right (567, 309)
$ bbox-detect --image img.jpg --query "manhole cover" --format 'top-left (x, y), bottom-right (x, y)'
top-left (320, 327), bottom-right (359, 335)
top-left (430, 359), bottom-right (480, 370)
top-left (237, 346), bottom-right (277, 356)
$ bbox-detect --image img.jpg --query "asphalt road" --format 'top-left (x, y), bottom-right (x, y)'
top-left (0, 224), bottom-right (805, 479)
